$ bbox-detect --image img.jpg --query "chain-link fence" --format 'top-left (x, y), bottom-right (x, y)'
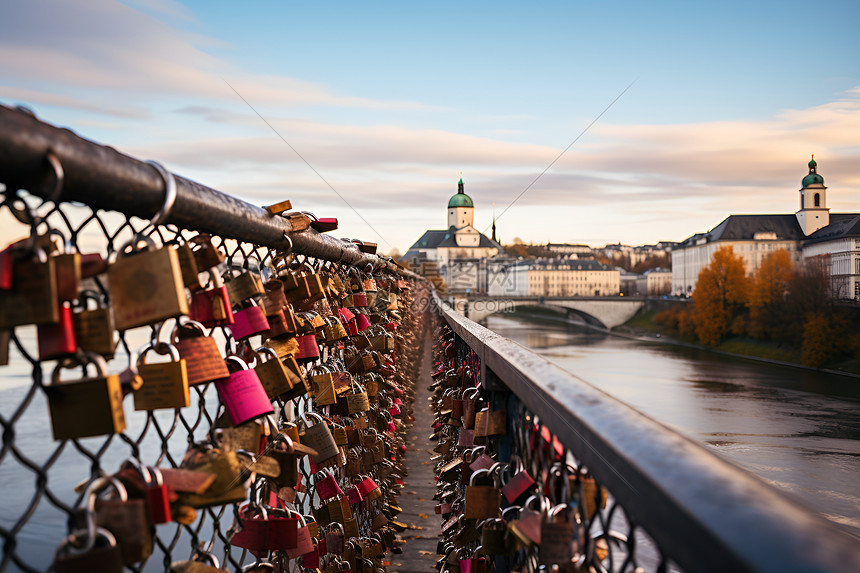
top-left (0, 104), bottom-right (424, 572)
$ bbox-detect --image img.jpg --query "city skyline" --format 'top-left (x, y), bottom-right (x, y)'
top-left (2, 0), bottom-right (858, 252)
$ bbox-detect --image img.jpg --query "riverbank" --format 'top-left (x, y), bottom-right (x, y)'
top-left (614, 305), bottom-right (860, 379)
top-left (497, 306), bottom-right (860, 379)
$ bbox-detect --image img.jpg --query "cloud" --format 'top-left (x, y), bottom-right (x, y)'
top-left (1, 0), bottom-right (432, 113)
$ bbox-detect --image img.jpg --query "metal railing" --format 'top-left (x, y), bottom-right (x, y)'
top-left (0, 104), bottom-right (421, 572)
top-left (432, 294), bottom-right (860, 573)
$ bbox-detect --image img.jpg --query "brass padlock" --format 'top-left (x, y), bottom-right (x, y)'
top-left (0, 247), bottom-right (60, 328)
top-left (73, 290), bottom-right (117, 357)
top-left (133, 341), bottom-right (190, 411)
top-left (108, 236), bottom-right (189, 331)
top-left (45, 351), bottom-right (126, 440)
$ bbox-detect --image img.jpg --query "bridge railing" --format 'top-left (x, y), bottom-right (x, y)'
top-left (429, 293), bottom-right (860, 573)
top-left (0, 104), bottom-right (421, 572)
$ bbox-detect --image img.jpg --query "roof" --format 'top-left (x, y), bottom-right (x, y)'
top-left (706, 214), bottom-right (806, 242)
top-left (508, 258), bottom-right (615, 271)
top-left (805, 214), bottom-right (860, 244)
top-left (406, 227), bottom-right (502, 252)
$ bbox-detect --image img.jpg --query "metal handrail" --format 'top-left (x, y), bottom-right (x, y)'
top-left (0, 104), bottom-right (414, 276)
top-left (436, 294), bottom-right (860, 573)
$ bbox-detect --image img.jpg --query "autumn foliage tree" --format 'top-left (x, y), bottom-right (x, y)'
top-left (692, 246), bottom-right (749, 345)
top-left (748, 249), bottom-right (794, 340)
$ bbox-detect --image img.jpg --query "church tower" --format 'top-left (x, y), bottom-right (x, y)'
top-left (796, 155), bottom-right (829, 235)
top-left (447, 178), bottom-right (474, 229)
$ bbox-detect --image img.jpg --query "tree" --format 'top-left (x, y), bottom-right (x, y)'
top-left (692, 246), bottom-right (749, 345)
top-left (748, 249), bottom-right (794, 340)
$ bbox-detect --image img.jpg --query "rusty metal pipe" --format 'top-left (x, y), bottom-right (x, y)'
top-left (0, 104), bottom-right (413, 276)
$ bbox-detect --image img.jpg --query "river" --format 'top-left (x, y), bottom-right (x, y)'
top-left (483, 313), bottom-right (860, 537)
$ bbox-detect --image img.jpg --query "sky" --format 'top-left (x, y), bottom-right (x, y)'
top-left (2, 0), bottom-right (859, 254)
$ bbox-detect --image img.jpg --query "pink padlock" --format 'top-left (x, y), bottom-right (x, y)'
top-left (230, 300), bottom-right (269, 340)
top-left (315, 471), bottom-right (344, 501)
top-left (215, 356), bottom-right (274, 425)
top-left (389, 405), bottom-right (400, 416)
top-left (295, 333), bottom-right (320, 362)
top-left (355, 313), bottom-right (371, 332)
top-left (345, 486), bottom-right (364, 505)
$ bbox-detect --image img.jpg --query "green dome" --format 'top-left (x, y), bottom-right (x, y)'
top-left (802, 155), bottom-right (824, 187)
top-left (802, 173), bottom-right (824, 187)
top-left (448, 177), bottom-right (474, 208)
top-left (448, 193), bottom-right (474, 208)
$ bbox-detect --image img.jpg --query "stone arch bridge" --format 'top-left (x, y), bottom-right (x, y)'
top-left (448, 296), bottom-right (645, 329)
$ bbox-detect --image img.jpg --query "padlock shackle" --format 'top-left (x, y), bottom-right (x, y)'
top-left (170, 317), bottom-right (207, 342)
top-left (51, 350), bottom-right (109, 385)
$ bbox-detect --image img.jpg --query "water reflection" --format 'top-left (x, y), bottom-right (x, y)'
top-left (484, 314), bottom-right (860, 535)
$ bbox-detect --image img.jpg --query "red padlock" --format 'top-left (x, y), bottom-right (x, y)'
top-left (190, 271), bottom-right (234, 327)
top-left (294, 333), bottom-right (320, 362)
top-left (230, 503), bottom-right (298, 553)
top-left (124, 459), bottom-right (171, 524)
top-left (501, 459), bottom-right (536, 504)
top-left (285, 512), bottom-right (315, 559)
top-left (315, 470), bottom-right (344, 501)
top-left (37, 303), bottom-right (77, 360)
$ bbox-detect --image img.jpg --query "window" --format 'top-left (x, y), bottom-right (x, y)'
top-left (814, 193), bottom-right (820, 207)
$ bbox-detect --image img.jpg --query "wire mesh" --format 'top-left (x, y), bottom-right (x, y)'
top-left (0, 185), bottom-right (417, 572)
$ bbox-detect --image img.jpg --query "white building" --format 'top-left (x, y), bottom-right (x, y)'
top-left (488, 259), bottom-right (620, 297)
top-left (672, 157), bottom-right (860, 299)
top-left (403, 179), bottom-right (501, 293)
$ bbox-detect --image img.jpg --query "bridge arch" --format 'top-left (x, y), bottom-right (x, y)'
top-left (448, 296), bottom-right (643, 329)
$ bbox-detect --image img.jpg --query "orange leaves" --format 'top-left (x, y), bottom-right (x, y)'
top-left (692, 246), bottom-right (749, 345)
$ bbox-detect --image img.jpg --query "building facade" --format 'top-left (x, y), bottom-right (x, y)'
top-left (404, 179), bottom-right (501, 293)
top-left (672, 157), bottom-right (860, 299)
top-left (488, 259), bottom-right (620, 297)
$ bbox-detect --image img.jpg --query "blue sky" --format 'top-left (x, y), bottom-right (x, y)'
top-left (2, 0), bottom-right (859, 253)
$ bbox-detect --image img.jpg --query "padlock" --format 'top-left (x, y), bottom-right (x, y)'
top-left (285, 511), bottom-right (316, 559)
top-left (176, 444), bottom-right (247, 508)
top-left (35, 230), bottom-right (82, 302)
top-left (37, 302), bottom-right (77, 360)
top-left (324, 316), bottom-right (348, 342)
top-left (124, 459), bottom-right (172, 524)
top-left (299, 412), bottom-right (339, 465)
top-left (302, 538), bottom-right (322, 569)
top-left (108, 236), bottom-right (189, 331)
top-left (190, 270), bottom-right (234, 327)
top-left (501, 458), bottom-right (536, 504)
top-left (224, 268), bottom-right (265, 304)
top-left (508, 495), bottom-right (546, 548)
top-left (479, 517), bottom-right (509, 555)
top-left (169, 238), bottom-right (202, 291)
top-left (215, 356), bottom-right (274, 426)
top-left (172, 320), bottom-right (230, 385)
top-left (539, 504), bottom-right (574, 566)
top-left (315, 469), bottom-right (345, 501)
top-left (169, 550), bottom-right (222, 572)
top-left (295, 333), bottom-right (321, 362)
top-left (230, 502), bottom-right (299, 553)
top-left (82, 476), bottom-right (153, 565)
top-left (465, 468), bottom-right (501, 520)
top-left (279, 355), bottom-right (311, 401)
top-left (133, 341), bottom-right (190, 410)
top-left (230, 299), bottom-right (270, 340)
top-left (188, 233), bottom-right (225, 270)
top-left (264, 307), bottom-right (296, 339)
top-left (53, 527), bottom-right (123, 573)
top-left (45, 351), bottom-right (126, 440)
top-left (0, 247), bottom-right (60, 328)
top-left (253, 346), bottom-right (295, 399)
top-left (355, 313), bottom-right (372, 332)
top-left (72, 290), bottom-right (117, 357)
top-left (346, 380), bottom-right (370, 414)
top-left (309, 364), bottom-right (337, 406)
top-left (261, 278), bottom-right (287, 315)
top-left (325, 522), bottom-right (346, 556)
top-left (355, 475), bottom-right (381, 502)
